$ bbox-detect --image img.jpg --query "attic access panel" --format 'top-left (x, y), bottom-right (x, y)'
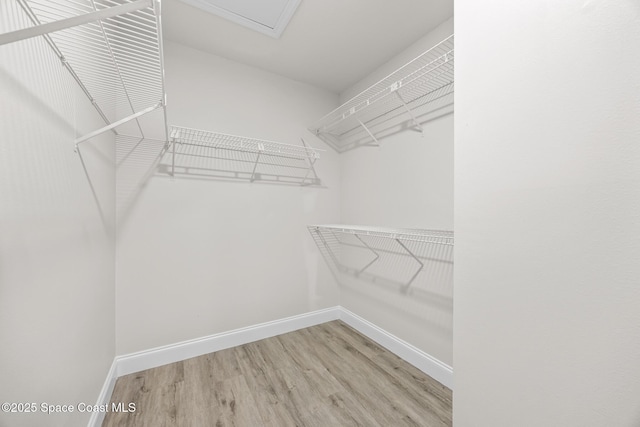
top-left (176, 0), bottom-right (301, 38)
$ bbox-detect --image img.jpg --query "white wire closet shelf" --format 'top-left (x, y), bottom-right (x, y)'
top-left (309, 34), bottom-right (454, 152)
top-left (168, 126), bottom-right (324, 186)
top-left (0, 0), bottom-right (168, 144)
top-left (309, 224), bottom-right (454, 293)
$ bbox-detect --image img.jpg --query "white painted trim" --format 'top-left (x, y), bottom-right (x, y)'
top-left (115, 306), bottom-right (341, 377)
top-left (339, 307), bottom-right (453, 389)
top-left (94, 305), bottom-right (451, 420)
top-left (87, 359), bottom-right (118, 427)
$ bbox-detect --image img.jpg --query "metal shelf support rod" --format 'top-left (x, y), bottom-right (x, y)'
top-left (153, 0), bottom-right (169, 143)
top-left (75, 102), bottom-right (161, 147)
top-left (300, 138), bottom-right (319, 186)
top-left (250, 145), bottom-right (264, 182)
top-left (356, 118), bottom-right (380, 145)
top-left (354, 234), bottom-right (381, 275)
top-left (394, 90), bottom-right (423, 132)
top-left (395, 238), bottom-right (424, 293)
top-left (171, 139), bottom-right (176, 177)
top-left (0, 0), bottom-right (151, 46)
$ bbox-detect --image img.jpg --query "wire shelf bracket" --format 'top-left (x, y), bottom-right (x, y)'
top-left (308, 224), bottom-right (454, 293)
top-left (1, 0), bottom-right (169, 145)
top-left (309, 34), bottom-right (454, 152)
top-left (169, 126), bottom-right (324, 186)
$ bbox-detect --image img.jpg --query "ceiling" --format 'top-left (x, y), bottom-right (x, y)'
top-left (162, 0), bottom-right (453, 93)
top-left (173, 0), bottom-right (302, 38)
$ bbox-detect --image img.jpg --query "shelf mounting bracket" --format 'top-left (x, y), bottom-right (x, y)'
top-left (354, 234), bottom-right (380, 275)
top-left (394, 91), bottom-right (423, 132)
top-left (395, 238), bottom-right (424, 293)
top-left (299, 138), bottom-right (319, 186)
top-left (250, 143), bottom-right (265, 182)
top-left (356, 118), bottom-right (380, 146)
top-left (169, 128), bottom-right (180, 178)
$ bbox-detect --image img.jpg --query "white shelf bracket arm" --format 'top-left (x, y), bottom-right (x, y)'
top-left (250, 143), bottom-right (265, 182)
top-left (169, 127), bottom-right (181, 178)
top-left (356, 118), bottom-right (380, 146)
top-left (394, 90), bottom-right (423, 133)
top-left (171, 138), bottom-right (177, 177)
top-left (75, 103), bottom-right (161, 148)
top-left (395, 238), bottom-right (424, 293)
top-left (299, 138), bottom-right (320, 186)
top-left (354, 234), bottom-right (381, 275)
top-left (0, 0), bottom-right (151, 46)
top-left (300, 157), bottom-right (316, 186)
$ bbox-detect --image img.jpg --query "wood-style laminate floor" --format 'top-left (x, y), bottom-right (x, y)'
top-left (103, 320), bottom-right (452, 427)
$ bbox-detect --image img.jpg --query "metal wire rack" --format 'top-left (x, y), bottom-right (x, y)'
top-left (168, 126), bottom-right (324, 186)
top-left (0, 0), bottom-right (168, 145)
top-left (309, 35), bottom-right (454, 152)
top-left (309, 224), bottom-right (454, 293)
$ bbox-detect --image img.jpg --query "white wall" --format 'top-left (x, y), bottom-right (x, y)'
top-left (0, 4), bottom-right (116, 427)
top-left (455, 1), bottom-right (640, 426)
top-left (337, 18), bottom-right (454, 367)
top-left (115, 41), bottom-right (341, 354)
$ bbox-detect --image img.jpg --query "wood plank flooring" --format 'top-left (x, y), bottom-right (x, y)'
top-left (103, 321), bottom-right (452, 427)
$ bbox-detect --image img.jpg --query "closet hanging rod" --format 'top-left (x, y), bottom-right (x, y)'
top-left (0, 0), bottom-right (151, 46)
top-left (75, 102), bottom-right (162, 146)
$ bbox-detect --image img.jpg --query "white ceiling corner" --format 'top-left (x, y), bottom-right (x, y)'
top-left (175, 0), bottom-right (302, 38)
top-left (163, 0), bottom-right (454, 93)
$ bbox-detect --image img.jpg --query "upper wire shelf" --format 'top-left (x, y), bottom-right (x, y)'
top-left (1, 0), bottom-right (168, 144)
top-left (309, 34), bottom-right (454, 152)
top-left (168, 126), bottom-right (324, 186)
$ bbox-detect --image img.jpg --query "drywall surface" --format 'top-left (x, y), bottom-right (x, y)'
top-left (338, 18), bottom-right (454, 367)
top-left (0, 4), bottom-right (116, 427)
top-left (115, 41), bottom-right (341, 354)
top-left (455, 1), bottom-right (640, 426)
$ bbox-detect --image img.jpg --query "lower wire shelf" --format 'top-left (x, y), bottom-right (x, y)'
top-left (309, 224), bottom-right (454, 293)
top-left (167, 126), bottom-right (324, 186)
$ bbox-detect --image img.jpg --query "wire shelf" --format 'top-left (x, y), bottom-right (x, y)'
top-left (309, 224), bottom-right (454, 293)
top-left (310, 224), bottom-right (454, 245)
top-left (3, 0), bottom-right (168, 142)
top-left (168, 126), bottom-right (324, 186)
top-left (309, 35), bottom-right (454, 152)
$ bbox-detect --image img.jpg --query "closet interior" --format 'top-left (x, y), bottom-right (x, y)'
top-left (0, 1), bottom-right (454, 425)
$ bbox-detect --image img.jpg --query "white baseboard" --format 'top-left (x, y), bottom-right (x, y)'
top-left (87, 359), bottom-right (118, 427)
top-left (115, 306), bottom-right (341, 377)
top-left (339, 307), bottom-right (453, 389)
top-left (93, 305), bottom-right (452, 425)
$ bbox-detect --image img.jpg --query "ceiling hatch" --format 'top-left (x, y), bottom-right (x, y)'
top-left (176, 0), bottom-right (302, 38)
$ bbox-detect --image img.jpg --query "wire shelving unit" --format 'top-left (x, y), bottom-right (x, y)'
top-left (309, 35), bottom-right (454, 152)
top-left (0, 0), bottom-right (168, 146)
top-left (169, 126), bottom-right (324, 186)
top-left (309, 224), bottom-right (454, 293)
